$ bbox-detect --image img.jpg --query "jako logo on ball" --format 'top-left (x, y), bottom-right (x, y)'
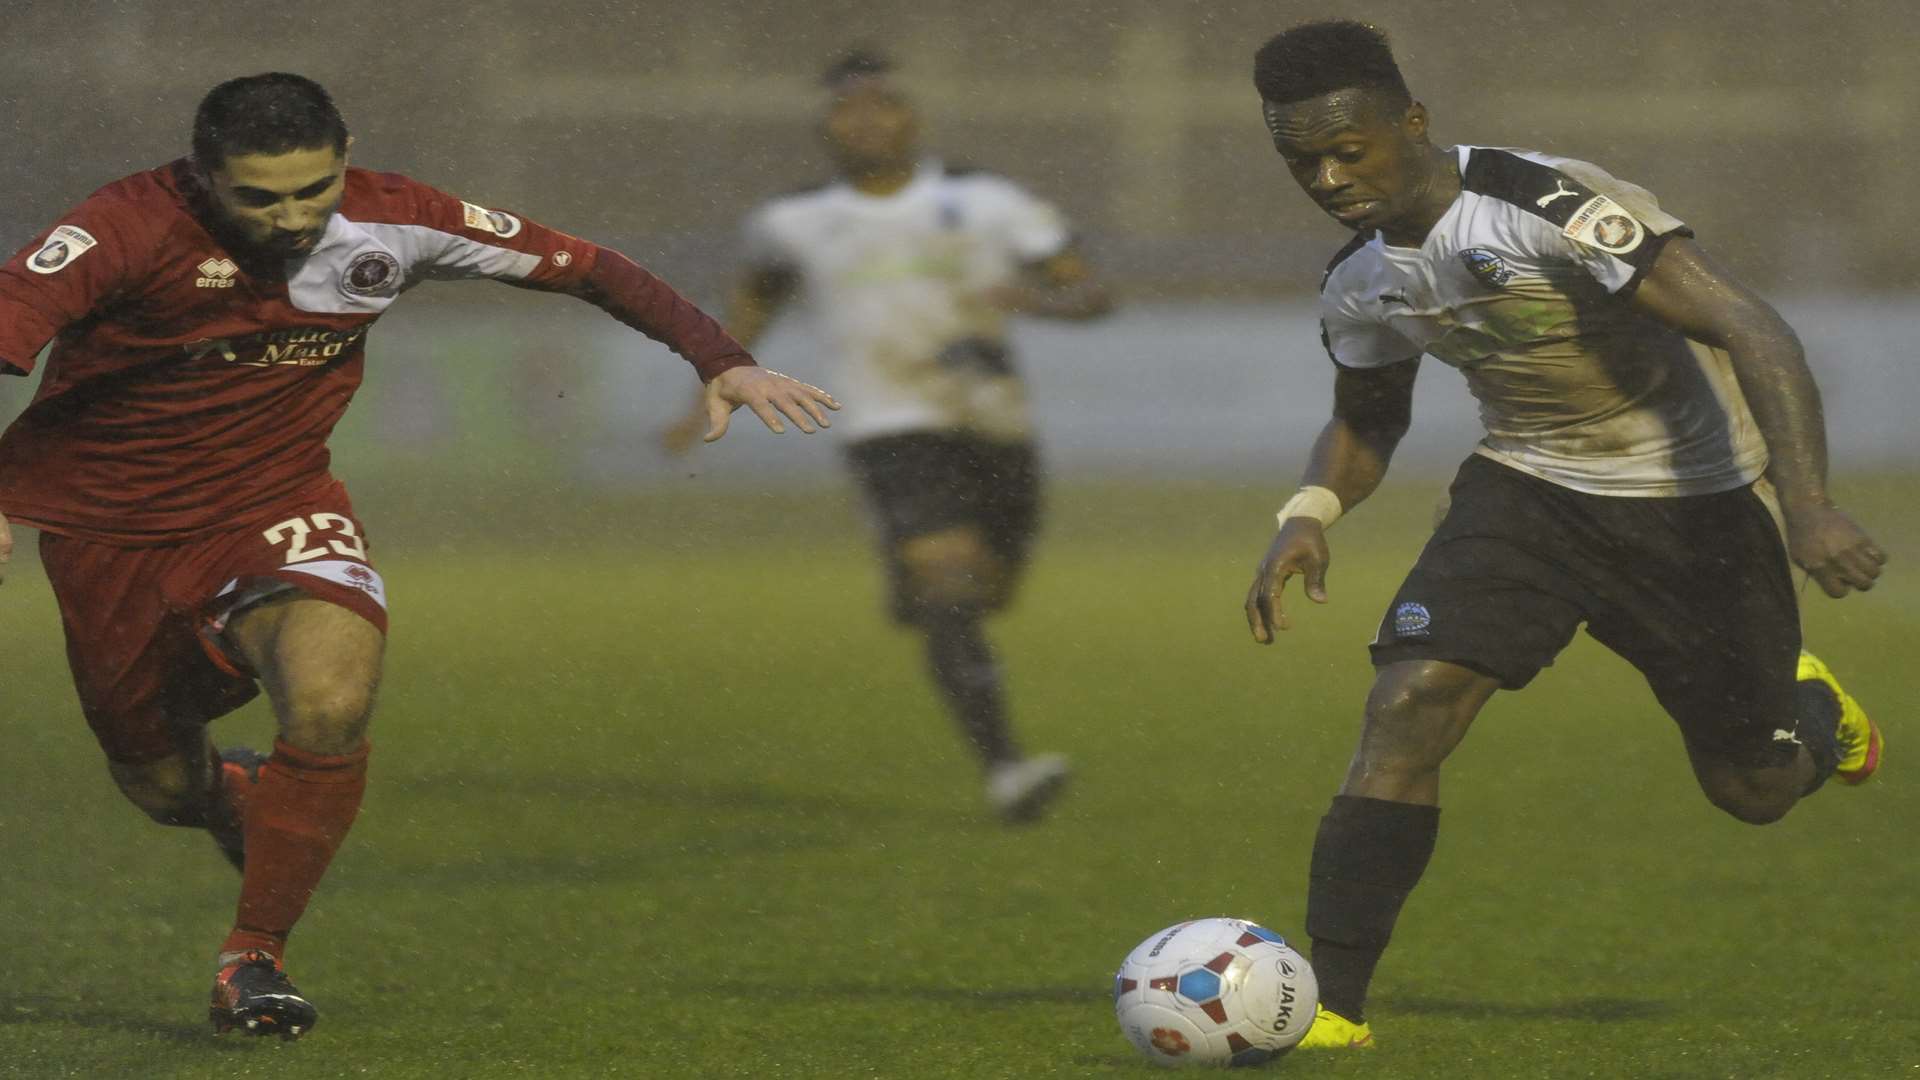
top-left (1113, 917), bottom-right (1320, 1068)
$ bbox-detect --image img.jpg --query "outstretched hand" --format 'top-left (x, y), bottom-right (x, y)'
top-left (1785, 501), bottom-right (1886, 598)
top-left (1244, 519), bottom-right (1331, 644)
top-left (700, 366), bottom-right (840, 443)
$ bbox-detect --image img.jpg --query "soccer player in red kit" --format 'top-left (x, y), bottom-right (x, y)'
top-left (0, 73), bottom-right (838, 1039)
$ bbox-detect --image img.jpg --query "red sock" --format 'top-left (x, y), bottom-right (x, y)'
top-left (219, 756), bottom-right (257, 818)
top-left (221, 739), bottom-right (370, 962)
top-left (206, 755), bottom-right (256, 842)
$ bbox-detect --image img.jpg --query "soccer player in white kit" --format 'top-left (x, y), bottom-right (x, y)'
top-left (1238, 20), bottom-right (1886, 1049)
top-left (666, 50), bottom-right (1112, 821)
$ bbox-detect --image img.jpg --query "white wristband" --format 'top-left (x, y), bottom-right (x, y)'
top-left (1276, 486), bottom-right (1343, 530)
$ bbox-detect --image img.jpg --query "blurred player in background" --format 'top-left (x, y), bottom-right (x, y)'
top-left (0, 73), bottom-right (836, 1039)
top-left (664, 49), bottom-right (1113, 822)
top-left (1240, 21), bottom-right (1886, 1049)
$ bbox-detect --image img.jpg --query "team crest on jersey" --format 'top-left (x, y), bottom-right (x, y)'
top-left (1459, 248), bottom-right (1514, 289)
top-left (461, 200), bottom-right (523, 239)
top-left (1563, 195), bottom-right (1644, 255)
top-left (26, 225), bottom-right (98, 275)
top-left (341, 250), bottom-right (401, 296)
top-left (1591, 215), bottom-right (1639, 251)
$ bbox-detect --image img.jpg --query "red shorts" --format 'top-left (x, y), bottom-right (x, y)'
top-left (37, 479), bottom-right (390, 764)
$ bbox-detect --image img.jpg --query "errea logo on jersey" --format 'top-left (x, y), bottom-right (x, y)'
top-left (196, 257), bottom-right (239, 288)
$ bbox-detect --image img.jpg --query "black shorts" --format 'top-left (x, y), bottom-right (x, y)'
top-left (1371, 455), bottom-right (1800, 764)
top-left (845, 432), bottom-right (1042, 621)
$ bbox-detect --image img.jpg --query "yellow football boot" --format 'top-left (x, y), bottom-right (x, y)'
top-left (1295, 1004), bottom-right (1375, 1049)
top-left (1798, 651), bottom-right (1883, 784)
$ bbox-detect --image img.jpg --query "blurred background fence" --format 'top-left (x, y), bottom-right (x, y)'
top-left (5, 0), bottom-right (1918, 491)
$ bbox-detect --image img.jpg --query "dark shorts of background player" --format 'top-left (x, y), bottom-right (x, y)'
top-left (845, 431), bottom-right (1042, 624)
top-left (1371, 454), bottom-right (1801, 767)
top-left (34, 479), bottom-right (389, 764)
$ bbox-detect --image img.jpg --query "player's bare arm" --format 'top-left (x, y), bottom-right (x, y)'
top-left (1245, 357), bottom-right (1418, 643)
top-left (1630, 238), bottom-right (1885, 597)
top-left (988, 248), bottom-right (1115, 320)
top-left (662, 264), bottom-right (812, 450)
top-left (0, 508), bottom-right (12, 586)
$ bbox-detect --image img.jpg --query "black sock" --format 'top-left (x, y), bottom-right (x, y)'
top-left (1794, 679), bottom-right (1843, 796)
top-left (1305, 795), bottom-right (1441, 1024)
top-left (921, 610), bottom-right (1017, 767)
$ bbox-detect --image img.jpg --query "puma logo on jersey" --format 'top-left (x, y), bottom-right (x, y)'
top-left (196, 257), bottom-right (239, 288)
top-left (1535, 180), bottom-right (1579, 209)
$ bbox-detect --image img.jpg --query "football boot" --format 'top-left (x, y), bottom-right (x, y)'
top-left (1295, 1003), bottom-right (1375, 1049)
top-left (1797, 651), bottom-right (1882, 784)
top-left (209, 949), bottom-right (316, 1039)
top-left (986, 754), bottom-right (1071, 823)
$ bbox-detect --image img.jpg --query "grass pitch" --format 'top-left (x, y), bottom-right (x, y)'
top-left (1, 476), bottom-right (1915, 1079)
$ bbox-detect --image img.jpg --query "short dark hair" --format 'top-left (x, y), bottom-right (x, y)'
top-left (1252, 20), bottom-right (1411, 109)
top-left (192, 73), bottom-right (348, 171)
top-left (821, 47), bottom-right (893, 90)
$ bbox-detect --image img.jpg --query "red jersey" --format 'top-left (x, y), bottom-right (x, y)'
top-left (0, 161), bottom-right (752, 544)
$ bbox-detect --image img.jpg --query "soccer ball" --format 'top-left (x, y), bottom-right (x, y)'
top-left (1113, 917), bottom-right (1318, 1068)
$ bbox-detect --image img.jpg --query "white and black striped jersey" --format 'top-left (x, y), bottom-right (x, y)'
top-left (1319, 145), bottom-right (1767, 497)
top-left (743, 159), bottom-right (1070, 442)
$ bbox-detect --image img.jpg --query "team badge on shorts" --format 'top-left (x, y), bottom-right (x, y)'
top-left (1393, 601), bottom-right (1433, 638)
top-left (1459, 248), bottom-right (1514, 289)
top-left (341, 250), bottom-right (401, 296)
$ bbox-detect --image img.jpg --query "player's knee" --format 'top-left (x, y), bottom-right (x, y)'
top-left (1353, 663), bottom-right (1488, 780)
top-left (1706, 791), bottom-right (1795, 826)
top-left (899, 530), bottom-right (1005, 612)
top-left (277, 677), bottom-right (377, 753)
top-left (1687, 740), bottom-right (1805, 825)
top-left (108, 758), bottom-right (205, 826)
top-left (1699, 773), bottom-right (1798, 825)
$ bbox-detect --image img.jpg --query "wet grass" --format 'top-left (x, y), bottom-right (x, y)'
top-left (2, 477), bottom-right (1915, 1078)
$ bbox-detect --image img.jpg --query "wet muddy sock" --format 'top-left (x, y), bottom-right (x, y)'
top-left (1304, 795), bottom-right (1441, 1023)
top-left (1794, 679), bottom-right (1842, 795)
top-left (221, 739), bottom-right (370, 960)
top-left (922, 611), bottom-right (1017, 768)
